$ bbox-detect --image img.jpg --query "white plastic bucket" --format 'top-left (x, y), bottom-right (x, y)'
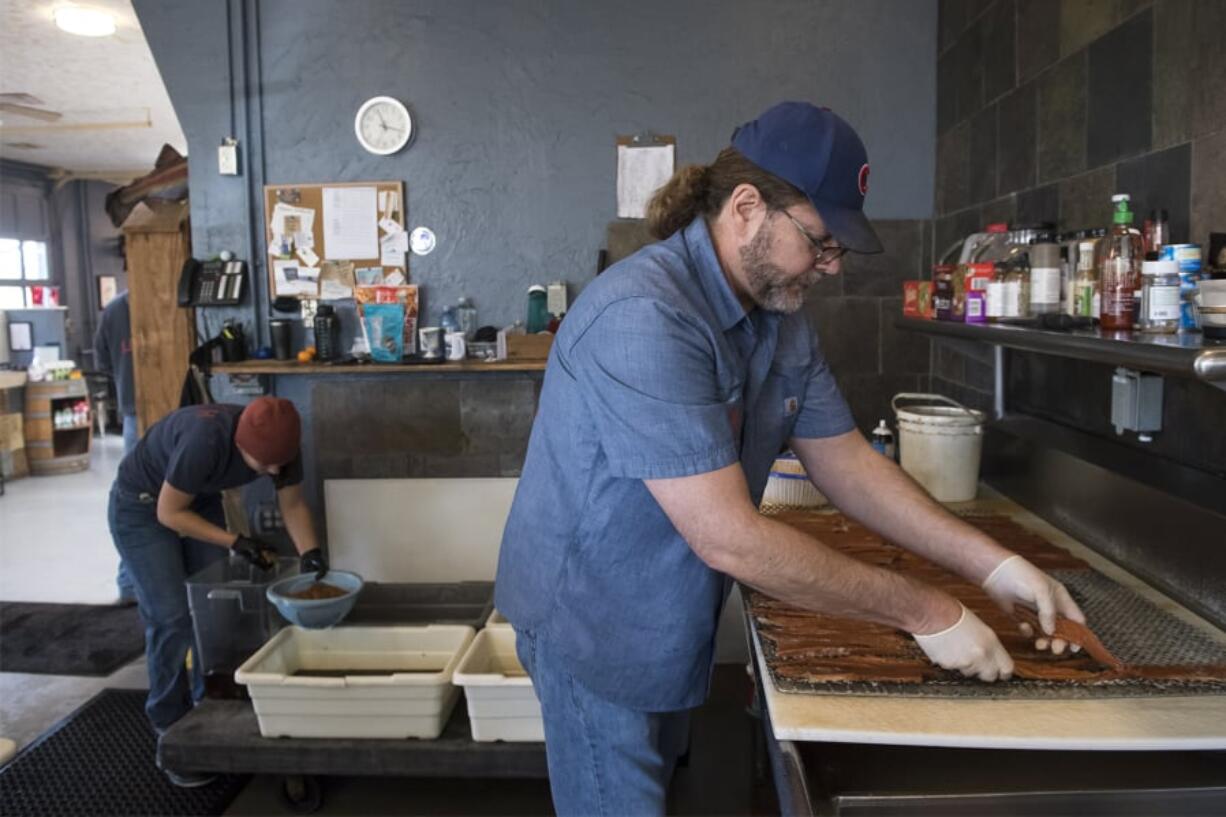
top-left (891, 393), bottom-right (985, 503)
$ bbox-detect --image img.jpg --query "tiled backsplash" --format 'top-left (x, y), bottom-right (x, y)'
top-left (930, 0), bottom-right (1226, 460)
top-left (804, 219), bottom-right (933, 433)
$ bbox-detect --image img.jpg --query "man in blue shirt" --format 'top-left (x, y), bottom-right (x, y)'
top-left (109, 397), bottom-right (328, 787)
top-left (496, 102), bottom-right (1084, 815)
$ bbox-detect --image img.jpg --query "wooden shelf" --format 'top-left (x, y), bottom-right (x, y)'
top-left (211, 359), bottom-right (547, 376)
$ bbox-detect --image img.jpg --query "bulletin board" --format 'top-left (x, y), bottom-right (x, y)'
top-left (263, 180), bottom-right (407, 300)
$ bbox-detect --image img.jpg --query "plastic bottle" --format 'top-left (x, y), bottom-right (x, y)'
top-left (440, 305), bottom-right (460, 336)
top-left (969, 223), bottom-right (1015, 322)
top-left (870, 420), bottom-right (895, 460)
top-left (1144, 209), bottom-right (1169, 254)
top-left (1138, 259), bottom-right (1181, 334)
top-left (526, 285), bottom-right (549, 334)
top-left (313, 305), bottom-right (340, 361)
top-left (1099, 194), bottom-right (1145, 331)
top-left (1001, 256), bottom-right (1030, 320)
top-left (1029, 241), bottom-right (1061, 315)
top-left (1072, 240), bottom-right (1099, 319)
top-left (456, 297), bottom-right (478, 340)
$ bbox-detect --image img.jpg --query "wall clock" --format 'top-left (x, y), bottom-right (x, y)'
top-left (354, 96), bottom-right (412, 155)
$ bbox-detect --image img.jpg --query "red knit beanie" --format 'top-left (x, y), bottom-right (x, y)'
top-left (235, 397), bottom-right (300, 466)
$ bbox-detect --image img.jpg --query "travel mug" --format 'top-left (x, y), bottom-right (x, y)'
top-left (270, 319), bottom-right (293, 360)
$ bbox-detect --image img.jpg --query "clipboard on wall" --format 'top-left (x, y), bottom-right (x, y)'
top-left (263, 180), bottom-right (407, 299)
top-left (616, 133), bottom-right (676, 219)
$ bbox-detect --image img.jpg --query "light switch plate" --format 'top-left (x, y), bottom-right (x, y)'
top-left (218, 138), bottom-right (239, 175)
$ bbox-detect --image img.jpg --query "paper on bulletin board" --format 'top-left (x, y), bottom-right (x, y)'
top-left (380, 230), bottom-right (408, 267)
top-left (269, 202), bottom-right (316, 257)
top-left (273, 259), bottom-right (319, 296)
top-left (323, 185), bottom-right (378, 260)
top-left (617, 143), bottom-right (674, 218)
top-left (319, 260), bottom-right (356, 300)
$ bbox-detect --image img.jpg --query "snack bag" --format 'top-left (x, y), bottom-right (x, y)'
top-left (362, 302), bottom-right (405, 362)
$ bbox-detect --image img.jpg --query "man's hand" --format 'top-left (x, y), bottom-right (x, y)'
top-left (912, 603), bottom-right (1014, 682)
top-left (232, 535), bottom-right (277, 571)
top-left (982, 555), bottom-right (1085, 654)
top-left (300, 548), bottom-right (328, 581)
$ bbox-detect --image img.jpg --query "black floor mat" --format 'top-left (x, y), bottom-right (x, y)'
top-left (0, 689), bottom-right (246, 816)
top-left (0, 602), bottom-right (144, 676)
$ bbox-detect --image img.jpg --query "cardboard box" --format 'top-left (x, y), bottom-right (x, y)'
top-left (504, 333), bottom-right (553, 361)
top-left (903, 281), bottom-right (921, 316)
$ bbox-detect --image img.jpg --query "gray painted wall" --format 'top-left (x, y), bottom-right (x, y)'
top-left (134, 0), bottom-right (937, 337)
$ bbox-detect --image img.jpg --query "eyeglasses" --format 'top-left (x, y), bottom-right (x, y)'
top-left (777, 210), bottom-right (848, 265)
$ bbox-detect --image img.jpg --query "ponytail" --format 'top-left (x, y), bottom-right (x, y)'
top-left (646, 165), bottom-right (710, 240)
top-left (645, 147), bottom-right (806, 240)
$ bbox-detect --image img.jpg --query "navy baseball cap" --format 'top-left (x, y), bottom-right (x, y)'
top-left (731, 102), bottom-right (882, 254)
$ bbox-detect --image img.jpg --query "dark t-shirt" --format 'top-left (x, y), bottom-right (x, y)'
top-left (94, 292), bottom-right (135, 417)
top-left (116, 404), bottom-right (302, 497)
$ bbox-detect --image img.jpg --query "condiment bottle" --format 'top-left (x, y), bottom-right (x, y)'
top-left (1138, 259), bottom-right (1181, 334)
top-left (870, 420), bottom-right (895, 460)
top-left (1099, 194), bottom-right (1144, 331)
top-left (1029, 241), bottom-right (1061, 315)
top-left (1001, 256), bottom-right (1030, 321)
top-left (1073, 240), bottom-right (1099, 319)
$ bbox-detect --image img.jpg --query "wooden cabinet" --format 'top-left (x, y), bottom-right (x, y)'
top-left (121, 202), bottom-right (194, 435)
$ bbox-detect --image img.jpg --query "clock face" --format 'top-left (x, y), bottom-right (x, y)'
top-left (354, 96), bottom-right (412, 155)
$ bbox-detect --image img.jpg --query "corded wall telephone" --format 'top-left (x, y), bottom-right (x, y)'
top-left (177, 258), bottom-right (248, 306)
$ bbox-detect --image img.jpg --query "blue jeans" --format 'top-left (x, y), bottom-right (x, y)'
top-left (515, 628), bottom-right (691, 816)
top-left (108, 484), bottom-right (226, 731)
top-left (115, 414), bottom-right (139, 601)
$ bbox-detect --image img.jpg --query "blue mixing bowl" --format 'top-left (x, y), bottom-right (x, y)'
top-left (266, 570), bottom-right (363, 629)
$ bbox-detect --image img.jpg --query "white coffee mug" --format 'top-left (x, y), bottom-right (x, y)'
top-left (445, 331), bottom-right (467, 361)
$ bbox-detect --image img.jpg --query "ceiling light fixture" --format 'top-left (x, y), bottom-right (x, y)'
top-left (53, 5), bottom-right (117, 37)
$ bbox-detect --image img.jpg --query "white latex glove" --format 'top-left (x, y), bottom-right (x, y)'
top-left (912, 603), bottom-right (1014, 682)
top-left (982, 555), bottom-right (1086, 654)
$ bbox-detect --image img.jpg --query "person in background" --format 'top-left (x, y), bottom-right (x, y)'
top-left (108, 397), bottom-right (327, 787)
top-left (495, 102), bottom-right (1084, 816)
top-left (94, 291), bottom-right (137, 603)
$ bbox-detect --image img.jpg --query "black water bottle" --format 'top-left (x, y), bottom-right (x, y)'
top-left (313, 305), bottom-right (339, 361)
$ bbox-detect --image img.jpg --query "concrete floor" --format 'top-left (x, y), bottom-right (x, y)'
top-left (0, 431), bottom-right (775, 814)
top-left (0, 432), bottom-right (148, 753)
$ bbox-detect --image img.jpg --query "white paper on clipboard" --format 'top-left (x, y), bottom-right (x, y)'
top-left (617, 143), bottom-right (674, 219)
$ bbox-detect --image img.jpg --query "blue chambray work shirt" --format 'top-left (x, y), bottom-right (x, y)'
top-left (495, 216), bottom-right (855, 711)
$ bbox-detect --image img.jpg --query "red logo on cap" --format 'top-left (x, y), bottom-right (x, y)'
top-left (858, 163), bottom-right (870, 197)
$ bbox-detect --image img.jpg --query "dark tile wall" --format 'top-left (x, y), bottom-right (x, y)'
top-left (311, 374), bottom-right (542, 483)
top-left (932, 0), bottom-right (1226, 470)
top-left (804, 219), bottom-right (931, 434)
top-left (937, 0), bottom-right (1225, 244)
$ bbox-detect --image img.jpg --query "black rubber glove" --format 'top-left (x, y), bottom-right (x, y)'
top-left (300, 548), bottom-right (328, 581)
top-left (232, 535), bottom-right (277, 571)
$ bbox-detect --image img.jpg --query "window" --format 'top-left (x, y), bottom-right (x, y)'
top-left (0, 238), bottom-right (52, 306)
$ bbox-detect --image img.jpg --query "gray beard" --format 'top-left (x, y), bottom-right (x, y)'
top-left (739, 223), bottom-right (812, 314)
